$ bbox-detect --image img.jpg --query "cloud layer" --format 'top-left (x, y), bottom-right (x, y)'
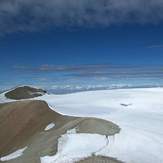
top-left (14, 64), bottom-right (163, 75)
top-left (1, 0), bottom-right (163, 33)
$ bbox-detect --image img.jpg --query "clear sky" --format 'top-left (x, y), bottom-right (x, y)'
top-left (1, 0), bottom-right (163, 69)
top-left (1, 24), bottom-right (163, 68)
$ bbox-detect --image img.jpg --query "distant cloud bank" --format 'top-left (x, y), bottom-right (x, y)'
top-left (14, 64), bottom-right (163, 76)
top-left (147, 44), bottom-right (163, 48)
top-left (1, 0), bottom-right (163, 34)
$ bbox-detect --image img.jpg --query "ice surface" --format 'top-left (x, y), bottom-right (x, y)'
top-left (44, 123), bottom-right (55, 131)
top-left (41, 132), bottom-right (108, 163)
top-left (0, 147), bottom-right (27, 161)
top-left (0, 92), bottom-right (15, 103)
top-left (39, 88), bottom-right (163, 163)
top-left (1, 88), bottom-right (163, 163)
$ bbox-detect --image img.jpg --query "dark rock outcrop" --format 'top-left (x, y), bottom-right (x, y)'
top-left (5, 86), bottom-right (46, 100)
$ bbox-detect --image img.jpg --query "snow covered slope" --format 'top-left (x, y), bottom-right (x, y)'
top-left (39, 88), bottom-right (163, 163)
top-left (0, 147), bottom-right (27, 161)
top-left (41, 131), bottom-right (109, 163)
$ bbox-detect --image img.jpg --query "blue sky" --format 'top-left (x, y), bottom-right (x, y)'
top-left (1, 0), bottom-right (163, 90)
top-left (1, 24), bottom-right (163, 68)
top-left (1, 0), bottom-right (163, 69)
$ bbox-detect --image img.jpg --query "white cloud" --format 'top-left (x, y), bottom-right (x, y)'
top-left (1, 0), bottom-right (163, 34)
top-left (147, 44), bottom-right (163, 48)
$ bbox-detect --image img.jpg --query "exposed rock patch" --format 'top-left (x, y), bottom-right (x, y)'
top-left (5, 86), bottom-right (46, 100)
top-left (76, 118), bottom-right (120, 136)
top-left (0, 100), bottom-right (120, 163)
top-left (77, 156), bottom-right (124, 163)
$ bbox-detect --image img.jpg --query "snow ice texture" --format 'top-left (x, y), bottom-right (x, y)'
top-left (0, 147), bottom-right (27, 161)
top-left (41, 130), bottom-right (109, 163)
top-left (39, 88), bottom-right (163, 163)
top-left (1, 88), bottom-right (163, 163)
top-left (44, 123), bottom-right (55, 131)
